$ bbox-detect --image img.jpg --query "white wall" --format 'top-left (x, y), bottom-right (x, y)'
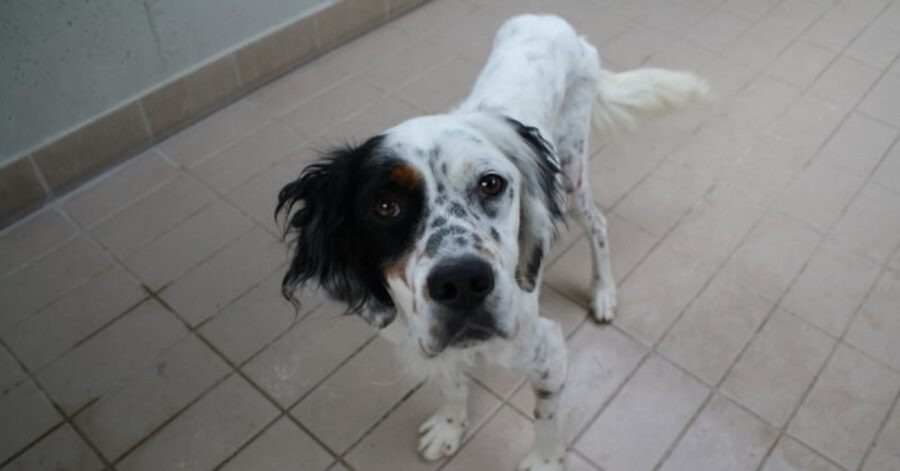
top-left (0, 0), bottom-right (328, 162)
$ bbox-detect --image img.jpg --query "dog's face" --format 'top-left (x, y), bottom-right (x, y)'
top-left (277, 113), bottom-right (563, 356)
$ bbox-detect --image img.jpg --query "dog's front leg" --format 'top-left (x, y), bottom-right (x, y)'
top-left (519, 318), bottom-right (568, 471)
top-left (418, 367), bottom-right (468, 461)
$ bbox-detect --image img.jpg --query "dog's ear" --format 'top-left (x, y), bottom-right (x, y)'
top-left (276, 135), bottom-right (395, 326)
top-left (466, 114), bottom-right (565, 291)
top-left (503, 118), bottom-right (566, 292)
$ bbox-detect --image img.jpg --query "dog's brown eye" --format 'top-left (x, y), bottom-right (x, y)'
top-left (479, 174), bottom-right (505, 196)
top-left (373, 195), bottom-right (401, 219)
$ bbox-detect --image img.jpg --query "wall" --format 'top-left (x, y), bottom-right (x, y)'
top-left (0, 0), bottom-right (329, 162)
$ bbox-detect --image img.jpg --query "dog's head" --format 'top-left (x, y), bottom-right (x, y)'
top-left (276, 112), bottom-right (564, 356)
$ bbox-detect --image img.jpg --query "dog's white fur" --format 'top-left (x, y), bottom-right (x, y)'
top-left (368, 15), bottom-right (709, 470)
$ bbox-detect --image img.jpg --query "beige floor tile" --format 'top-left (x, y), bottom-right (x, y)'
top-left (35, 299), bottom-right (187, 413)
top-left (781, 240), bottom-right (881, 336)
top-left (191, 121), bottom-right (306, 192)
top-left (395, 55), bottom-right (481, 113)
top-left (614, 162), bottom-right (712, 238)
top-left (722, 23), bottom-right (792, 70)
top-left (116, 374), bottom-right (279, 471)
top-left (666, 123), bottom-right (749, 179)
top-left (344, 380), bottom-right (500, 471)
top-left (575, 355), bottom-right (709, 471)
top-left (322, 94), bottom-right (422, 144)
top-left (538, 286), bottom-right (589, 337)
top-left (722, 309), bottom-right (834, 427)
top-left (468, 361), bottom-right (525, 400)
top-left (2, 266), bottom-right (146, 371)
top-left (846, 269), bottom-right (900, 370)
top-left (242, 302), bottom-right (373, 407)
top-left (158, 100), bottom-right (269, 167)
top-left (0, 379), bottom-right (63, 463)
top-left (699, 56), bottom-right (758, 105)
top-left (802, 0), bottom-right (888, 52)
top-left (863, 399), bottom-right (900, 471)
top-left (873, 141), bottom-right (900, 193)
top-left (226, 150), bottom-right (313, 236)
top-left (724, 211), bottom-right (821, 302)
top-left (159, 227), bottom-right (284, 326)
top-left (220, 416), bottom-right (333, 471)
top-left (661, 185), bottom-right (767, 268)
top-left (821, 112), bottom-right (899, 177)
top-left (760, 436), bottom-right (841, 471)
top-left (74, 335), bottom-right (230, 460)
top-left (615, 243), bottom-right (718, 345)
top-left (846, 21), bottom-right (900, 70)
top-left (90, 174), bottom-right (216, 258)
top-left (720, 0), bottom-right (781, 20)
top-left (0, 344), bottom-right (26, 392)
top-left (766, 94), bottom-right (849, 159)
top-left (789, 344), bottom-right (900, 469)
top-left (200, 271), bottom-right (324, 365)
top-left (509, 323), bottom-right (647, 441)
top-left (767, 40), bottom-right (836, 89)
top-left (645, 39), bottom-right (714, 72)
top-left (659, 395), bottom-right (777, 471)
top-left (660, 276), bottom-right (772, 385)
top-left (640, 0), bottom-right (713, 36)
top-left (684, 9), bottom-right (751, 52)
top-left (723, 76), bottom-right (800, 136)
top-left (391, 0), bottom-right (474, 40)
top-left (602, 25), bottom-right (675, 69)
top-left (810, 56), bottom-right (881, 108)
top-left (292, 336), bottom-right (417, 453)
top-left (122, 200), bottom-right (254, 290)
top-left (61, 149), bottom-right (180, 227)
top-left (325, 24), bottom-right (414, 74)
top-left (831, 182), bottom-right (900, 263)
top-left (246, 56), bottom-right (350, 118)
top-left (0, 424), bottom-right (104, 471)
top-left (776, 159), bottom-right (867, 232)
top-left (281, 74), bottom-right (386, 139)
top-left (0, 208), bottom-right (78, 277)
top-left (0, 236), bottom-right (113, 330)
top-left (720, 136), bottom-right (811, 205)
top-left (443, 406), bottom-right (534, 471)
top-left (545, 213), bottom-right (656, 307)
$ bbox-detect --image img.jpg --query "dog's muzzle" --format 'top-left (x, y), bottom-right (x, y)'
top-left (426, 256), bottom-right (499, 348)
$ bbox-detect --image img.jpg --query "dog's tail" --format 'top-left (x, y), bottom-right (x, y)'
top-left (592, 68), bottom-right (710, 138)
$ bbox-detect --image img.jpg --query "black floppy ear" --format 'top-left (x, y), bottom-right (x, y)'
top-left (503, 117), bottom-right (566, 292)
top-left (275, 135), bottom-right (393, 323)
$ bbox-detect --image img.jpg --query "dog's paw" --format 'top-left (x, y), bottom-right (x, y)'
top-left (417, 413), bottom-right (466, 461)
top-left (590, 287), bottom-right (617, 324)
top-left (517, 450), bottom-right (566, 471)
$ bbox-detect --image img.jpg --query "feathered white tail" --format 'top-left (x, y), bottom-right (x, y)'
top-left (592, 68), bottom-right (710, 138)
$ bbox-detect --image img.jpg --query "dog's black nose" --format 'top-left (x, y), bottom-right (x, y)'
top-left (427, 256), bottom-right (494, 311)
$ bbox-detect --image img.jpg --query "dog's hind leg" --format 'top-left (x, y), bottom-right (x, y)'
top-left (418, 366), bottom-right (468, 461)
top-left (554, 60), bottom-right (617, 323)
top-left (572, 184), bottom-right (617, 323)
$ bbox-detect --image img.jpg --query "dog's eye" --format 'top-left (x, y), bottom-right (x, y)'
top-left (479, 174), bottom-right (505, 196)
top-left (373, 194), bottom-right (401, 219)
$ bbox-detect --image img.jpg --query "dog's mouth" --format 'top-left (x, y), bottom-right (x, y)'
top-left (448, 321), bottom-right (497, 348)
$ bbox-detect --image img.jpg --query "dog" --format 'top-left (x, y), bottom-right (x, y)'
top-left (276, 14), bottom-right (708, 471)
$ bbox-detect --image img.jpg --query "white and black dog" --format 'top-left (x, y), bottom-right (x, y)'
top-left (277, 14), bottom-right (708, 471)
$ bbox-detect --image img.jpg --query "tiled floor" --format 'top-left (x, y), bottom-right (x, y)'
top-left (2, 0), bottom-right (900, 469)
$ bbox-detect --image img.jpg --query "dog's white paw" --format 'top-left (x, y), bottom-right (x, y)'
top-left (591, 287), bottom-right (617, 324)
top-left (417, 413), bottom-right (466, 461)
top-left (517, 450), bottom-right (566, 471)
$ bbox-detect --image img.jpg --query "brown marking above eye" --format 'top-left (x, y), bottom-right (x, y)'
top-left (389, 163), bottom-right (422, 189)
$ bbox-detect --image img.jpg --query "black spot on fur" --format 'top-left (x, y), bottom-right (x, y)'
top-left (535, 389), bottom-right (554, 400)
top-left (441, 162), bottom-right (448, 175)
top-left (448, 201), bottom-right (466, 217)
top-left (429, 146), bottom-right (440, 161)
top-left (425, 225), bottom-right (466, 257)
top-left (432, 216), bottom-right (447, 228)
top-left (455, 236), bottom-right (467, 246)
top-left (490, 228), bottom-right (501, 242)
